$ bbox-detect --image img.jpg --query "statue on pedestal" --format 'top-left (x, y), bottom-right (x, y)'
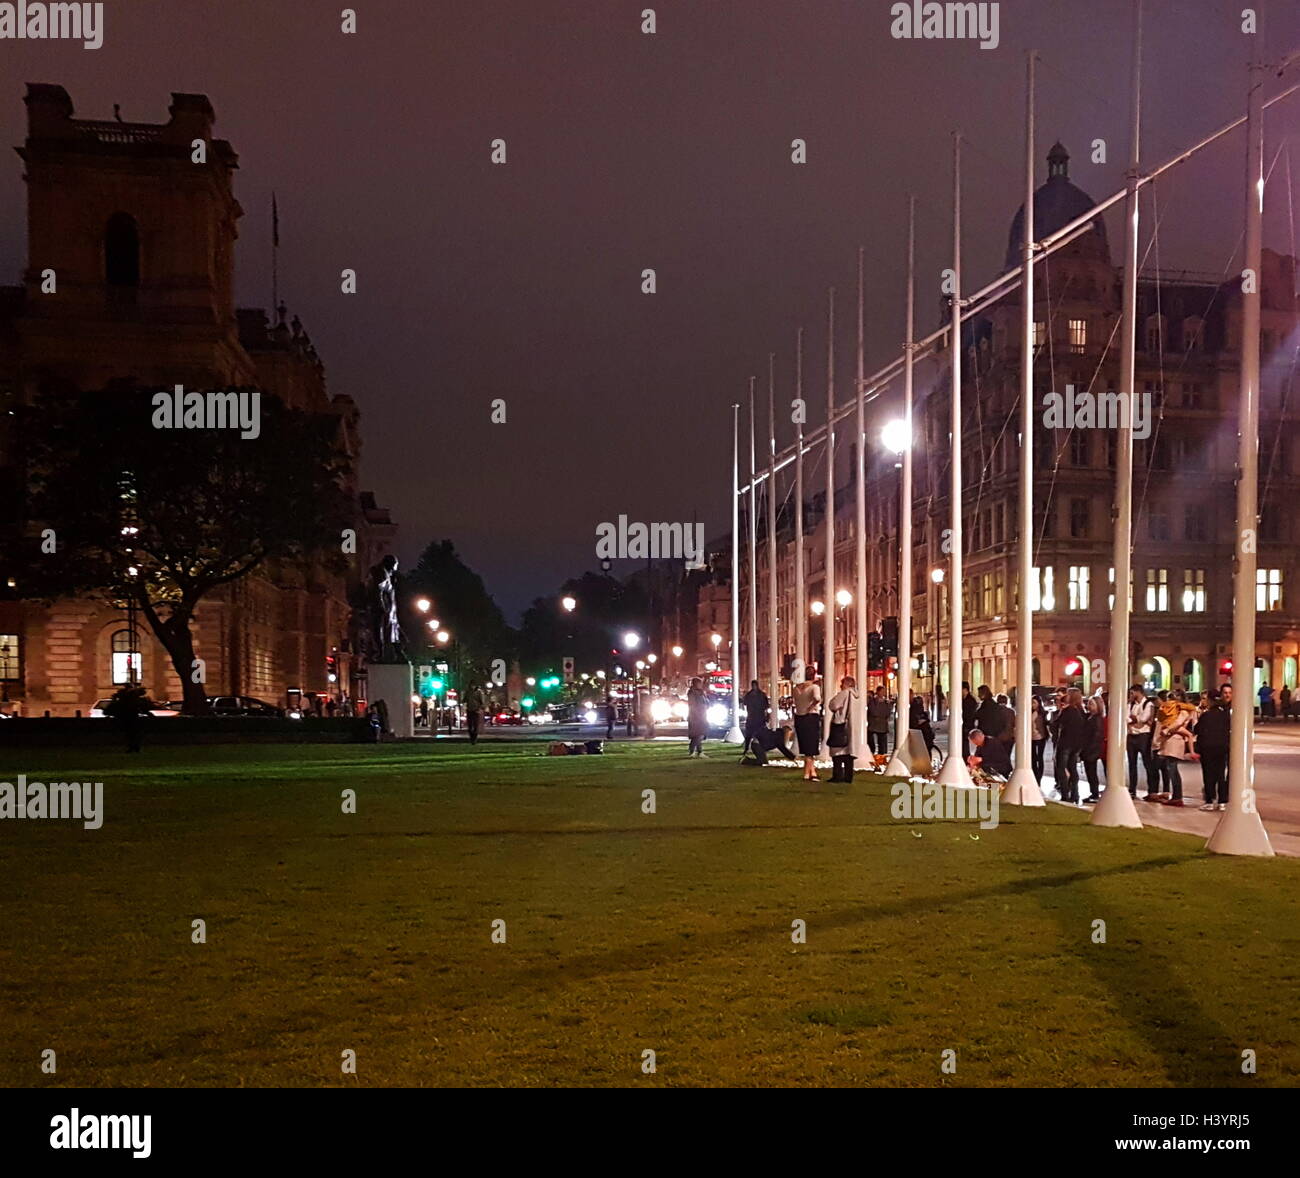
top-left (368, 554), bottom-right (408, 664)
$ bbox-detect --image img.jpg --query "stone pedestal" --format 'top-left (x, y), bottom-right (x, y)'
top-left (367, 663), bottom-right (414, 738)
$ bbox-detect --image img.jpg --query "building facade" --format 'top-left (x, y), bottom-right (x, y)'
top-left (0, 84), bottom-right (395, 715)
top-left (734, 144), bottom-right (1300, 706)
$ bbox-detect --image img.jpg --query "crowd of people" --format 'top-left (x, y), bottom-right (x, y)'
top-left (706, 670), bottom-right (1256, 809)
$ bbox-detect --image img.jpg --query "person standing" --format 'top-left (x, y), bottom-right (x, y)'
top-left (685, 677), bottom-right (708, 757)
top-left (1029, 695), bottom-right (1048, 783)
top-left (105, 684), bottom-right (152, 753)
top-left (1196, 687), bottom-right (1231, 811)
top-left (826, 676), bottom-right (859, 783)
top-left (974, 685), bottom-right (1001, 740)
top-left (604, 695), bottom-right (616, 741)
top-left (866, 685), bottom-right (891, 758)
top-left (792, 674), bottom-right (822, 782)
top-left (1279, 683), bottom-right (1292, 721)
top-left (960, 682), bottom-right (977, 758)
top-left (1126, 685), bottom-right (1157, 798)
top-left (1079, 696), bottom-right (1106, 803)
top-left (1258, 682), bottom-right (1275, 719)
top-left (464, 685), bottom-right (486, 745)
top-left (1152, 690), bottom-right (1196, 807)
top-left (742, 679), bottom-right (769, 749)
top-left (995, 692), bottom-right (1016, 755)
top-left (1054, 687), bottom-right (1086, 804)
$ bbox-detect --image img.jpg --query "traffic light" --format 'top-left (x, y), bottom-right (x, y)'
top-left (430, 677), bottom-right (445, 692)
top-left (880, 616), bottom-right (899, 658)
top-left (867, 632), bottom-right (883, 670)
top-left (1064, 657), bottom-right (1083, 678)
top-left (325, 654), bottom-right (338, 684)
top-left (1219, 658), bottom-right (1233, 676)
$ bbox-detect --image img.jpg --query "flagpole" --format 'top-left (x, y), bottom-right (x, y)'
top-left (1206, 48), bottom-right (1291, 854)
top-left (794, 327), bottom-right (806, 684)
top-left (1006, 51), bottom-right (1046, 806)
top-left (886, 201), bottom-right (918, 778)
top-left (748, 376), bottom-right (759, 694)
top-left (824, 287), bottom-right (837, 737)
top-left (1094, 0), bottom-right (1145, 827)
top-left (727, 403), bottom-right (744, 743)
top-left (271, 191), bottom-right (279, 318)
top-left (936, 133), bottom-right (974, 788)
top-left (853, 248), bottom-right (869, 762)
top-left (767, 353), bottom-right (780, 727)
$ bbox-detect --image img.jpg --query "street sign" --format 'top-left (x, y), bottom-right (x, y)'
top-left (562, 656), bottom-right (575, 683)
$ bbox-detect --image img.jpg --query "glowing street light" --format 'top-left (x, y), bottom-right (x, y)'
top-left (426, 618), bottom-right (441, 632)
top-left (415, 598), bottom-right (431, 613)
top-left (561, 595), bottom-right (577, 612)
top-left (835, 588), bottom-right (853, 608)
top-left (671, 644), bottom-right (683, 658)
top-left (710, 632), bottom-right (722, 652)
top-left (810, 600), bottom-right (826, 616)
top-left (646, 653), bottom-right (657, 665)
top-left (623, 631), bottom-right (641, 649)
top-left (435, 630), bottom-right (450, 645)
top-left (881, 418), bottom-right (913, 455)
top-left (931, 568), bottom-right (945, 584)
top-left (526, 677), bottom-right (536, 686)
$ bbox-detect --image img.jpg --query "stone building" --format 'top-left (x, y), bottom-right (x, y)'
top-left (736, 144), bottom-right (1300, 705)
top-left (0, 84), bottom-right (395, 715)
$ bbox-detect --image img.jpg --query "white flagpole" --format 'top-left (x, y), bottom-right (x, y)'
top-left (824, 288), bottom-right (837, 734)
top-left (854, 248), bottom-right (869, 763)
top-left (937, 134), bottom-right (974, 788)
top-left (1006, 51), bottom-right (1046, 806)
top-left (1094, 1), bottom-right (1145, 827)
top-left (748, 376), bottom-right (759, 695)
top-left (766, 354), bottom-right (781, 727)
top-left (886, 201), bottom-right (918, 779)
top-left (795, 328), bottom-right (806, 683)
top-left (727, 403), bottom-right (744, 743)
top-left (1207, 49), bottom-right (1287, 855)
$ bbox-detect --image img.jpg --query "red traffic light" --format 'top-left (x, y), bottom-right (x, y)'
top-left (1064, 658), bottom-right (1083, 677)
top-left (1219, 659), bottom-right (1233, 675)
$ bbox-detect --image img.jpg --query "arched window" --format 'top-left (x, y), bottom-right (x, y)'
top-left (105, 213), bottom-right (140, 289)
top-left (111, 628), bottom-right (141, 685)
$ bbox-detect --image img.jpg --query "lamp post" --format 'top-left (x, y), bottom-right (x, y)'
top-left (931, 568), bottom-right (945, 723)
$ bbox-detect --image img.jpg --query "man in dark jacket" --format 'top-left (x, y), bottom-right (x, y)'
top-left (742, 680), bottom-right (769, 747)
top-left (1197, 686), bottom-right (1231, 809)
top-left (961, 682), bottom-right (978, 757)
top-left (974, 685), bottom-right (1002, 740)
top-left (969, 728), bottom-right (1011, 777)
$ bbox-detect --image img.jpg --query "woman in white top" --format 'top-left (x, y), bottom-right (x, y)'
top-left (791, 677), bottom-right (822, 781)
top-left (826, 676), bottom-right (860, 783)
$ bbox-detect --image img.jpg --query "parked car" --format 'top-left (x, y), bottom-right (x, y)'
top-left (204, 695), bottom-right (285, 718)
top-left (88, 697), bottom-right (178, 718)
top-left (492, 710), bottom-right (526, 726)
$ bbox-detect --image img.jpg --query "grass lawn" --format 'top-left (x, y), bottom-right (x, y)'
top-left (1, 739), bottom-right (1297, 1088)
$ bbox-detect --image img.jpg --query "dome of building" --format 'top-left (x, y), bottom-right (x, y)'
top-left (1005, 142), bottom-right (1109, 270)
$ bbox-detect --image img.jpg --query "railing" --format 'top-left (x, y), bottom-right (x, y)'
top-left (74, 121), bottom-right (164, 146)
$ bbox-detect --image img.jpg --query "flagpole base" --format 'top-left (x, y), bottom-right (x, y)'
top-left (1206, 803), bottom-right (1274, 856)
top-left (936, 752), bottom-right (974, 787)
top-left (884, 753), bottom-right (911, 777)
top-left (1003, 766), bottom-right (1045, 806)
top-left (724, 725), bottom-right (744, 745)
top-left (1089, 784), bottom-right (1143, 828)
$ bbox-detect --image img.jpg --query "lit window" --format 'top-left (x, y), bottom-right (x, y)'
top-left (1033, 321), bottom-right (1046, 348)
top-left (1029, 566), bottom-right (1055, 612)
top-left (0, 633), bottom-right (18, 680)
top-left (1068, 566), bottom-right (1090, 610)
top-left (1256, 568), bottom-right (1282, 612)
top-left (1145, 568), bottom-right (1169, 612)
top-left (111, 629), bottom-right (142, 685)
top-left (1068, 318), bottom-right (1086, 353)
top-left (1182, 569), bottom-right (1206, 612)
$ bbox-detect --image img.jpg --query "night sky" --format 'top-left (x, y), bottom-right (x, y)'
top-left (2, 0), bottom-right (1295, 618)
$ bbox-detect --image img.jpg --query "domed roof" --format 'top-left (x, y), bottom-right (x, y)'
top-left (1005, 143), bottom-right (1109, 270)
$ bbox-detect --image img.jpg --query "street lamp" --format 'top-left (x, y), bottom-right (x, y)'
top-left (810, 600), bottom-right (825, 616)
top-left (436, 630), bottom-right (450, 645)
top-left (671, 644), bottom-right (683, 658)
top-left (561, 595), bottom-right (576, 612)
top-left (623, 631), bottom-right (640, 649)
top-left (425, 618), bottom-right (440, 632)
top-left (835, 588), bottom-right (853, 608)
top-left (415, 598), bottom-right (431, 614)
top-left (931, 568), bottom-right (945, 721)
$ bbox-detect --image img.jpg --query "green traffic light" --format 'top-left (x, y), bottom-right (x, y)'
top-left (431, 677), bottom-right (444, 691)
top-left (521, 696), bottom-right (535, 709)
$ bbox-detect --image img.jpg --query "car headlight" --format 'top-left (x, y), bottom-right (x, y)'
top-left (707, 704), bottom-right (728, 726)
top-left (672, 701), bottom-right (688, 719)
top-left (584, 709), bottom-right (598, 724)
top-left (650, 699), bottom-right (670, 722)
